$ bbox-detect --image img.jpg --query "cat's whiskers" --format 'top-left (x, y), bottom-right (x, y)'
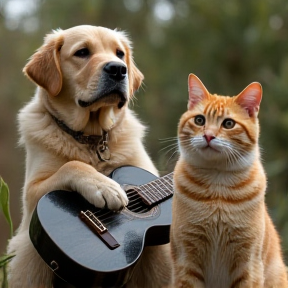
top-left (159, 138), bottom-right (179, 153)
top-left (159, 142), bottom-right (178, 152)
top-left (220, 142), bottom-right (252, 169)
top-left (182, 138), bottom-right (200, 153)
top-left (190, 136), bottom-right (206, 148)
top-left (222, 146), bottom-right (238, 167)
top-left (160, 144), bottom-right (179, 158)
top-left (159, 136), bottom-right (178, 143)
top-left (159, 137), bottom-right (180, 165)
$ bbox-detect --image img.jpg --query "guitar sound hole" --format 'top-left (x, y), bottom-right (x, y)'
top-left (91, 189), bottom-right (151, 223)
top-left (126, 189), bottom-right (150, 213)
top-left (87, 189), bottom-right (152, 228)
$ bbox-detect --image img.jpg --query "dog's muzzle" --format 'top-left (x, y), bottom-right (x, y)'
top-left (78, 61), bottom-right (128, 109)
top-left (103, 61), bottom-right (127, 82)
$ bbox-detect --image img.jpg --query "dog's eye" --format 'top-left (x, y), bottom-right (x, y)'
top-left (116, 49), bottom-right (125, 59)
top-left (74, 48), bottom-right (90, 58)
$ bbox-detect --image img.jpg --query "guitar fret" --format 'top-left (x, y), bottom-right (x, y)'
top-left (162, 179), bottom-right (173, 192)
top-left (123, 172), bottom-right (174, 206)
top-left (144, 183), bottom-right (161, 199)
top-left (140, 187), bottom-right (158, 205)
top-left (138, 185), bottom-right (158, 205)
top-left (147, 184), bottom-right (162, 201)
top-left (153, 182), bottom-right (170, 197)
top-left (162, 174), bottom-right (173, 185)
top-left (154, 183), bottom-right (169, 199)
top-left (139, 172), bottom-right (174, 204)
top-left (162, 178), bottom-right (173, 189)
top-left (143, 183), bottom-right (159, 198)
top-left (156, 178), bottom-right (171, 194)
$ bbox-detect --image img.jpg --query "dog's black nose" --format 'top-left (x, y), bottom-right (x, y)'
top-left (103, 62), bottom-right (127, 81)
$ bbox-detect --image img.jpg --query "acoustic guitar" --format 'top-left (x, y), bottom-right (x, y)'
top-left (29, 166), bottom-right (173, 288)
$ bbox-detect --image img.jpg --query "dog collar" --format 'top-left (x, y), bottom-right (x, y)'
top-left (50, 114), bottom-right (111, 161)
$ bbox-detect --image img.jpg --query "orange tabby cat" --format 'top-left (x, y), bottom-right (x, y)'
top-left (170, 73), bottom-right (288, 288)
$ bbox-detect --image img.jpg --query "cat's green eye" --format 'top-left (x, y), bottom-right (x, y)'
top-left (194, 115), bottom-right (205, 126)
top-left (222, 118), bottom-right (235, 129)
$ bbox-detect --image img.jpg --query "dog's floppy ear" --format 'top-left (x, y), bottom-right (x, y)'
top-left (117, 31), bottom-right (144, 97)
top-left (129, 60), bottom-right (144, 96)
top-left (23, 31), bottom-right (64, 97)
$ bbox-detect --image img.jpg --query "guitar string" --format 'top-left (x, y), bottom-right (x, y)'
top-left (137, 173), bottom-right (174, 204)
top-left (89, 192), bottom-right (150, 226)
top-left (89, 176), bottom-right (173, 226)
top-left (139, 180), bottom-right (173, 204)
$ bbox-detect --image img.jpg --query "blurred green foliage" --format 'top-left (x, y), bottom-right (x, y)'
top-left (0, 177), bottom-right (14, 288)
top-left (0, 0), bottom-right (288, 262)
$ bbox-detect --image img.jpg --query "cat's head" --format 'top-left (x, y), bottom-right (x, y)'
top-left (178, 73), bottom-right (262, 170)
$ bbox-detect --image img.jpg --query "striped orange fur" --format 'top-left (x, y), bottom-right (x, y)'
top-left (170, 74), bottom-right (288, 288)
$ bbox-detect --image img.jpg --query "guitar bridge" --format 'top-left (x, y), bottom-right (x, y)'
top-left (79, 210), bottom-right (107, 234)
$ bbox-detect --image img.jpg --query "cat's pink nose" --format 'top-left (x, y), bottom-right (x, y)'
top-left (204, 134), bottom-right (215, 143)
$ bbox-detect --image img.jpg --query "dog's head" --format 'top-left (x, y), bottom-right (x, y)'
top-left (23, 25), bottom-right (144, 132)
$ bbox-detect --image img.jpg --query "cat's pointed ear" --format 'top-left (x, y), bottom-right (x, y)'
top-left (235, 82), bottom-right (262, 117)
top-left (188, 74), bottom-right (209, 110)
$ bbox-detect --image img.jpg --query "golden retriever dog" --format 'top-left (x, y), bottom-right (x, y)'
top-left (7, 25), bottom-right (171, 288)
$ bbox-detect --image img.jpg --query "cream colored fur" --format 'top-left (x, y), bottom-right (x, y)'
top-left (7, 25), bottom-right (171, 288)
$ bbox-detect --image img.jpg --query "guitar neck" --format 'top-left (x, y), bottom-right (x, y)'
top-left (132, 172), bottom-right (174, 206)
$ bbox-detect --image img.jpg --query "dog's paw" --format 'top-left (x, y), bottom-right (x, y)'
top-left (82, 178), bottom-right (128, 211)
top-left (97, 180), bottom-right (129, 211)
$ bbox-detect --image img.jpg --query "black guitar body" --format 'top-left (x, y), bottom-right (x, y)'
top-left (29, 166), bottom-right (172, 288)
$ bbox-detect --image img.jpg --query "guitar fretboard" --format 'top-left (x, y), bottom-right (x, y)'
top-left (132, 173), bottom-right (174, 206)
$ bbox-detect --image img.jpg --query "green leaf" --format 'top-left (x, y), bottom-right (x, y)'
top-left (0, 255), bottom-right (14, 268)
top-left (0, 178), bottom-right (13, 238)
top-left (0, 254), bottom-right (14, 288)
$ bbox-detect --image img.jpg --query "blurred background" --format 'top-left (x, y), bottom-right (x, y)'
top-left (0, 0), bottom-right (288, 263)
